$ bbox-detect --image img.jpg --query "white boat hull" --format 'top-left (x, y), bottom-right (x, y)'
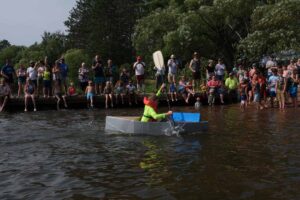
top-left (105, 116), bottom-right (208, 136)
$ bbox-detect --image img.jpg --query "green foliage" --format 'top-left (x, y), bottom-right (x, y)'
top-left (64, 49), bottom-right (91, 85)
top-left (0, 45), bottom-right (24, 66)
top-left (0, 40), bottom-right (11, 51)
top-left (239, 0), bottom-right (300, 61)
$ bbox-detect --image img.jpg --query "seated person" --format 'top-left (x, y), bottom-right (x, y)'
top-left (0, 79), bottom-right (11, 112)
top-left (141, 83), bottom-right (172, 122)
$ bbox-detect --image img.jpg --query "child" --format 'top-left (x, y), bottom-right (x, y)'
top-left (268, 69), bottom-right (279, 108)
top-left (104, 81), bottom-right (114, 108)
top-left (0, 79), bottom-right (11, 112)
top-left (85, 80), bottom-right (95, 108)
top-left (24, 78), bottom-right (37, 112)
top-left (276, 69), bottom-right (286, 109)
top-left (114, 80), bottom-right (125, 105)
top-left (126, 80), bottom-right (138, 106)
top-left (68, 82), bottom-right (77, 96)
top-left (178, 76), bottom-right (190, 103)
top-left (239, 79), bottom-right (248, 110)
top-left (252, 74), bottom-right (263, 110)
top-left (206, 75), bottom-right (220, 106)
top-left (43, 66), bottom-right (51, 98)
top-left (169, 81), bottom-right (178, 101)
top-left (194, 97), bottom-right (201, 110)
top-left (54, 81), bottom-right (67, 110)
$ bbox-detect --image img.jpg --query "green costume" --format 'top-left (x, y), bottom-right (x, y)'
top-left (141, 88), bottom-right (166, 122)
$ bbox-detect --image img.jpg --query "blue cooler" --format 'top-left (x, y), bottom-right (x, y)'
top-left (172, 112), bottom-right (201, 122)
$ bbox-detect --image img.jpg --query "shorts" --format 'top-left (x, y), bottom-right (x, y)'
top-left (276, 90), bottom-right (285, 102)
top-left (178, 87), bottom-right (186, 94)
top-left (31, 79), bottom-right (37, 87)
top-left (43, 80), bottom-right (51, 88)
top-left (136, 75), bottom-right (144, 82)
top-left (18, 76), bottom-right (26, 84)
top-left (289, 86), bottom-right (297, 98)
top-left (192, 72), bottom-right (201, 80)
top-left (240, 94), bottom-right (247, 101)
top-left (254, 93), bottom-right (260, 102)
top-left (106, 76), bottom-right (113, 82)
top-left (87, 92), bottom-right (94, 100)
top-left (269, 91), bottom-right (276, 97)
top-left (4, 75), bottom-right (14, 84)
top-left (94, 77), bottom-right (105, 84)
top-left (216, 75), bottom-right (224, 81)
top-left (168, 73), bottom-right (176, 81)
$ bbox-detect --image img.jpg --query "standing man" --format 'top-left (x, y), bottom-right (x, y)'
top-left (215, 58), bottom-right (226, 81)
top-left (167, 54), bottom-right (178, 83)
top-left (26, 61), bottom-right (38, 95)
top-left (189, 52), bottom-right (201, 92)
top-left (225, 72), bottom-right (239, 103)
top-left (1, 59), bottom-right (16, 93)
top-left (92, 55), bottom-right (105, 95)
top-left (59, 57), bottom-right (68, 94)
top-left (133, 56), bottom-right (146, 93)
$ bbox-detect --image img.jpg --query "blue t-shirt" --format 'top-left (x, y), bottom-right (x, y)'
top-left (1, 64), bottom-right (15, 76)
top-left (59, 63), bottom-right (68, 78)
top-left (268, 75), bottom-right (279, 92)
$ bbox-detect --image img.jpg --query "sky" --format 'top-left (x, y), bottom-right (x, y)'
top-left (0, 0), bottom-right (77, 46)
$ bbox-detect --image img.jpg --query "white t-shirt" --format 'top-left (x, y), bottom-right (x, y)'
top-left (167, 59), bottom-right (177, 75)
top-left (27, 67), bottom-right (37, 80)
top-left (134, 62), bottom-right (145, 76)
top-left (215, 64), bottom-right (226, 76)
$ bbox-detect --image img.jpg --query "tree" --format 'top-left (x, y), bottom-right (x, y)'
top-left (239, 0), bottom-right (300, 61)
top-left (64, 49), bottom-right (91, 86)
top-left (65, 0), bottom-right (143, 65)
top-left (0, 40), bottom-right (11, 51)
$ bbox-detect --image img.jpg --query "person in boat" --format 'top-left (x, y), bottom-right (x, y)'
top-left (141, 83), bottom-right (173, 122)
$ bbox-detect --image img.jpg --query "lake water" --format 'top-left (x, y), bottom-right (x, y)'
top-left (0, 106), bottom-right (299, 200)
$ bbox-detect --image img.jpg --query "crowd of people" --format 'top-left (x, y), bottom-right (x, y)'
top-left (204, 56), bottom-right (300, 110)
top-left (0, 52), bottom-right (300, 112)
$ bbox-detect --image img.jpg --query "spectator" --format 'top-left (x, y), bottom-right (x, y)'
top-left (268, 69), bottom-right (279, 108)
top-left (85, 80), bottom-right (95, 108)
top-left (133, 56), bottom-right (145, 93)
top-left (215, 58), bottom-right (226, 81)
top-left (53, 80), bottom-right (67, 110)
top-left (27, 61), bottom-right (38, 94)
top-left (225, 72), bottom-right (239, 103)
top-left (24, 78), bottom-right (37, 112)
top-left (167, 54), bottom-right (178, 83)
top-left (43, 66), bottom-right (51, 98)
top-left (78, 62), bottom-right (89, 92)
top-left (114, 80), bottom-right (125, 105)
top-left (154, 64), bottom-right (165, 90)
top-left (206, 59), bottom-right (215, 81)
top-left (207, 75), bottom-right (221, 106)
top-left (37, 60), bottom-right (46, 97)
top-left (120, 68), bottom-right (130, 87)
top-left (92, 55), bottom-right (105, 95)
top-left (68, 82), bottom-right (77, 96)
top-left (106, 59), bottom-right (118, 84)
top-left (169, 80), bottom-right (178, 102)
top-left (265, 56), bottom-right (276, 77)
top-left (0, 79), bottom-right (11, 112)
top-left (189, 52), bottom-right (201, 91)
top-left (59, 58), bottom-right (68, 94)
top-left (16, 63), bottom-right (27, 97)
top-left (1, 59), bottom-right (16, 93)
top-left (126, 80), bottom-right (138, 106)
top-left (104, 81), bottom-right (114, 108)
top-left (287, 69), bottom-right (298, 108)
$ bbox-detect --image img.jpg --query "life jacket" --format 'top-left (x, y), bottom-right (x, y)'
top-left (142, 97), bottom-right (158, 121)
top-left (143, 97), bottom-right (158, 112)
